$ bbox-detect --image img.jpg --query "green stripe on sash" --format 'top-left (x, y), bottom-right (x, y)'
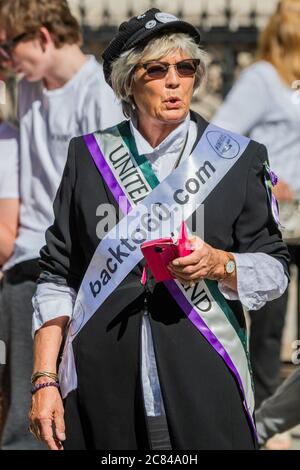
top-left (205, 279), bottom-right (248, 352)
top-left (204, 279), bottom-right (253, 387)
top-left (117, 121), bottom-right (160, 189)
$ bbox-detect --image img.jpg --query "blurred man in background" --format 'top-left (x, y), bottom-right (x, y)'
top-left (0, 0), bottom-right (123, 449)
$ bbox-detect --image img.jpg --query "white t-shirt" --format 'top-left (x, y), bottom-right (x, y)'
top-left (3, 55), bottom-right (124, 271)
top-left (0, 122), bottom-right (19, 199)
top-left (213, 61), bottom-right (300, 191)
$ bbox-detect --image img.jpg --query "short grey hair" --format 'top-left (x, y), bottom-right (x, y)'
top-left (110, 33), bottom-right (207, 118)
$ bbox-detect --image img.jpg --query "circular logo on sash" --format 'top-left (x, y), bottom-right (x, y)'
top-left (206, 131), bottom-right (240, 159)
top-left (155, 12), bottom-right (179, 23)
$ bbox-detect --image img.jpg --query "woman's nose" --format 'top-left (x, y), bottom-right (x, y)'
top-left (165, 65), bottom-right (180, 87)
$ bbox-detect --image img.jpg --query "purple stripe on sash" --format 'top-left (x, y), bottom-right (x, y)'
top-left (83, 133), bottom-right (132, 215)
top-left (164, 279), bottom-right (257, 438)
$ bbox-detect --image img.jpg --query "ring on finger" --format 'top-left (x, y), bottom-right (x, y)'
top-left (28, 424), bottom-right (39, 439)
top-left (31, 423), bottom-right (42, 440)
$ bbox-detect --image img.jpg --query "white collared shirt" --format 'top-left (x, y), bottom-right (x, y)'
top-left (129, 113), bottom-right (197, 181)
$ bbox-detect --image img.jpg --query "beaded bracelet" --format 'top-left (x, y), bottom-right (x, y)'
top-left (31, 381), bottom-right (60, 395)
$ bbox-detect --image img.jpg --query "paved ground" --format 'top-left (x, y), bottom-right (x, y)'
top-left (271, 365), bottom-right (300, 451)
top-left (263, 424), bottom-right (300, 450)
top-left (290, 425), bottom-right (300, 450)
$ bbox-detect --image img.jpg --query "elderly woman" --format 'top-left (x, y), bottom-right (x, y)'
top-left (29, 9), bottom-right (289, 450)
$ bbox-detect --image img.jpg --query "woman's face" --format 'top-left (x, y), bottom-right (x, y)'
top-left (132, 49), bottom-right (196, 127)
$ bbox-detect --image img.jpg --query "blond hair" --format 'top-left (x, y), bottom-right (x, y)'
top-left (257, 0), bottom-right (300, 85)
top-left (110, 33), bottom-right (206, 118)
top-left (0, 0), bottom-right (82, 48)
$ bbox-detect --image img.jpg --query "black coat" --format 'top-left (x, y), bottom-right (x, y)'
top-left (39, 112), bottom-right (289, 450)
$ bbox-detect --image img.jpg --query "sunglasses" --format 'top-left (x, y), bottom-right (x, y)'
top-left (0, 32), bottom-right (32, 60)
top-left (138, 59), bottom-right (200, 79)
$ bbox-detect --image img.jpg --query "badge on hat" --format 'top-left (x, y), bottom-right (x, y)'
top-left (145, 20), bottom-right (157, 29)
top-left (155, 12), bottom-right (179, 23)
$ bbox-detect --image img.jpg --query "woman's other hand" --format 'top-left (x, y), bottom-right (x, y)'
top-left (30, 316), bottom-right (69, 450)
top-left (28, 381), bottom-right (66, 450)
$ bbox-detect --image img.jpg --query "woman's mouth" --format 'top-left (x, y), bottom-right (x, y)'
top-left (163, 97), bottom-right (182, 109)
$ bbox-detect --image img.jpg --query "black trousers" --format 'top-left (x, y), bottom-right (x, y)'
top-left (64, 387), bottom-right (172, 451)
top-left (249, 245), bottom-right (300, 407)
top-left (147, 416), bottom-right (172, 450)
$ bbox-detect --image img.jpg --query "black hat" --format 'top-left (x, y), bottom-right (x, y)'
top-left (102, 8), bottom-right (201, 86)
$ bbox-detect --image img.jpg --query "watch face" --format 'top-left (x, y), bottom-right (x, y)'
top-left (226, 260), bottom-right (235, 274)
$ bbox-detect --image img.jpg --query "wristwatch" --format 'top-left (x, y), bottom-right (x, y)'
top-left (223, 252), bottom-right (236, 278)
